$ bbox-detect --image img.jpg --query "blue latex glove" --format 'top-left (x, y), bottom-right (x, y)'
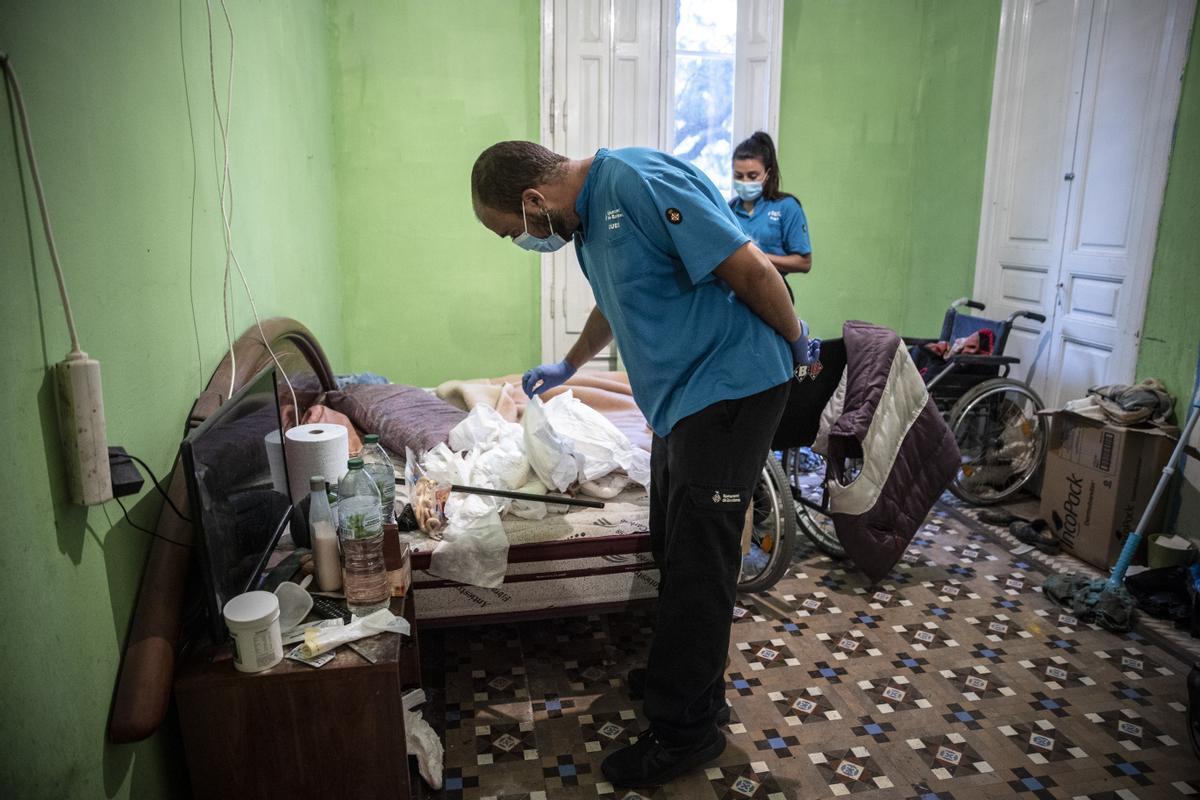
top-left (522, 359), bottom-right (576, 397)
top-left (790, 319), bottom-right (822, 379)
top-left (789, 319), bottom-right (814, 366)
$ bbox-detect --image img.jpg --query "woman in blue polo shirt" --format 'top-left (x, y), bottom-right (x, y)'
top-left (730, 131), bottom-right (811, 300)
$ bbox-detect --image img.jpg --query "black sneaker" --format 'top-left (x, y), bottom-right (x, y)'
top-left (600, 728), bottom-right (726, 788)
top-left (626, 668), bottom-right (732, 726)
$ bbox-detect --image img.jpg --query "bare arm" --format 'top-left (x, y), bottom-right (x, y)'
top-left (712, 242), bottom-right (802, 342)
top-left (765, 252), bottom-right (812, 274)
top-left (563, 306), bottom-right (614, 369)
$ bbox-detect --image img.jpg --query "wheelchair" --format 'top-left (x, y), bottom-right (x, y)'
top-left (737, 298), bottom-right (1048, 582)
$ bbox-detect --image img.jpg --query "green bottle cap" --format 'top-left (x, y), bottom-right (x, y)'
top-left (347, 457), bottom-right (363, 469)
top-left (309, 475), bottom-right (325, 491)
top-left (364, 433), bottom-right (380, 444)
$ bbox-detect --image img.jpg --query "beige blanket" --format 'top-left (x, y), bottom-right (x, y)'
top-left (436, 371), bottom-right (653, 452)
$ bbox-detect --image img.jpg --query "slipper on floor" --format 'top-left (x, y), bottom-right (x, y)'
top-left (979, 507), bottom-right (1030, 526)
top-left (1009, 519), bottom-right (1060, 554)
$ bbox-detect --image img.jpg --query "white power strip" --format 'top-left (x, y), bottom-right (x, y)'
top-left (55, 352), bottom-right (112, 505)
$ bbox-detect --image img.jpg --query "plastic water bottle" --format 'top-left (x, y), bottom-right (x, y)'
top-left (337, 457), bottom-right (389, 615)
top-left (308, 475), bottom-right (341, 592)
top-left (360, 433), bottom-right (396, 525)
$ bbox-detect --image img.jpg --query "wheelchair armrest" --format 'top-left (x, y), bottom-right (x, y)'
top-left (946, 354), bottom-right (1020, 366)
top-left (902, 337), bottom-right (942, 348)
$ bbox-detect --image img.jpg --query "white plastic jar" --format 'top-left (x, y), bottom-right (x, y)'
top-left (223, 591), bottom-right (283, 673)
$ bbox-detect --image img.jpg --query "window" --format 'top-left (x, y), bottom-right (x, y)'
top-left (669, 0), bottom-right (738, 196)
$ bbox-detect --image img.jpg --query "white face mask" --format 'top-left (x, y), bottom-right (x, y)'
top-left (513, 204), bottom-right (569, 253)
top-left (734, 180), bottom-right (764, 202)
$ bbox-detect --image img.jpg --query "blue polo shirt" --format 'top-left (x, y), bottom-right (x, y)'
top-left (573, 148), bottom-right (792, 436)
top-left (731, 195), bottom-right (811, 257)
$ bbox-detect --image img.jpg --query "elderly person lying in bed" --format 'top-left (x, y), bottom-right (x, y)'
top-left (470, 140), bottom-right (809, 788)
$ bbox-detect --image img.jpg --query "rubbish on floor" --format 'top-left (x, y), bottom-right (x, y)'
top-left (1009, 518), bottom-right (1060, 554)
top-left (405, 706), bottom-right (444, 790)
top-left (1125, 565), bottom-right (1193, 625)
top-left (1043, 378), bottom-right (1200, 635)
top-left (978, 507), bottom-right (1029, 526)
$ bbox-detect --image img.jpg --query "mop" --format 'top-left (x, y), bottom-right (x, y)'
top-left (1044, 380), bottom-right (1200, 633)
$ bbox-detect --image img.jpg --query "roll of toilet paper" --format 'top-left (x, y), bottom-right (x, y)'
top-left (284, 423), bottom-right (350, 503)
top-left (264, 430), bottom-right (288, 495)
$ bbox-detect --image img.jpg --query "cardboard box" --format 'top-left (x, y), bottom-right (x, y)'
top-left (1039, 411), bottom-right (1175, 570)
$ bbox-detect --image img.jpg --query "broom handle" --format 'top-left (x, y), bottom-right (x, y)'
top-left (1108, 382), bottom-right (1200, 589)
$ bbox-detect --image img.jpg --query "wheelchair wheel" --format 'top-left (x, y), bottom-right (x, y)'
top-left (784, 448), bottom-right (847, 560)
top-left (948, 378), bottom-right (1046, 505)
top-left (738, 455), bottom-right (797, 593)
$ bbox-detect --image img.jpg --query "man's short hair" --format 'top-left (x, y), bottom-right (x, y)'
top-left (472, 141), bottom-right (567, 214)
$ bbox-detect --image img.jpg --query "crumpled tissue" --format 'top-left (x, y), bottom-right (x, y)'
top-left (299, 608), bottom-right (410, 658)
top-left (406, 707), bottom-right (444, 789)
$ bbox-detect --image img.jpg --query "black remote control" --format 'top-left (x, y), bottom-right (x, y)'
top-left (310, 595), bottom-right (350, 622)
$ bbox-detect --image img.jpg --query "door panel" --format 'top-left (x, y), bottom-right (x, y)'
top-left (974, 0), bottom-right (1193, 409)
top-left (980, 0), bottom-right (1094, 393)
top-left (546, 0), bottom-right (660, 367)
top-left (1041, 0), bottom-right (1192, 407)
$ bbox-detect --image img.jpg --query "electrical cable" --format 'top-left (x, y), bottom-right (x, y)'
top-left (115, 494), bottom-right (193, 548)
top-left (203, 0), bottom-right (300, 426)
top-left (121, 452), bottom-right (192, 522)
top-left (0, 52), bottom-right (83, 356)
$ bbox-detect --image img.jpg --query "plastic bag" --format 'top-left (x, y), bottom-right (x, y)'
top-left (542, 391), bottom-right (651, 486)
top-left (428, 498), bottom-right (510, 588)
top-left (522, 396), bottom-right (582, 491)
top-left (449, 403), bottom-right (523, 452)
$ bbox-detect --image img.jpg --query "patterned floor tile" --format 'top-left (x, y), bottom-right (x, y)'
top-left (938, 665), bottom-right (1016, 701)
top-left (418, 496), bottom-right (1200, 799)
top-left (907, 732), bottom-right (994, 779)
top-left (857, 674), bottom-right (933, 714)
top-left (996, 718), bottom-right (1088, 763)
top-left (1017, 655), bottom-right (1097, 690)
top-left (808, 746), bottom-right (895, 795)
top-left (767, 685), bottom-right (842, 728)
top-left (1084, 707), bottom-right (1179, 751)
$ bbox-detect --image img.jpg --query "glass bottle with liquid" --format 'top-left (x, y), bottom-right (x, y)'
top-left (336, 457), bottom-right (389, 615)
top-left (360, 433), bottom-right (397, 525)
top-left (308, 475), bottom-right (342, 592)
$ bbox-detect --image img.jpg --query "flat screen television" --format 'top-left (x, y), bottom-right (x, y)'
top-left (181, 367), bottom-right (293, 642)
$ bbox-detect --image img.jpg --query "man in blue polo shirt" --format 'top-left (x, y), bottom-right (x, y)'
top-left (471, 141), bottom-right (809, 788)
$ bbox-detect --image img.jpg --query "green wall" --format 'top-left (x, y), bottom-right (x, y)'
top-left (0, 1), bottom-right (343, 796)
top-left (777, 0), bottom-right (1001, 339)
top-left (1138, 20), bottom-right (1200, 404)
top-left (1137, 19), bottom-right (1200, 531)
top-left (328, 0), bottom-right (542, 387)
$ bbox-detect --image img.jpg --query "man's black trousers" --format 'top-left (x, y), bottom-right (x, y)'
top-left (642, 380), bottom-right (790, 746)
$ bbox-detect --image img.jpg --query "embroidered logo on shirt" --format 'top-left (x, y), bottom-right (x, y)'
top-left (665, 207), bottom-right (682, 224)
top-left (768, 210), bottom-right (782, 220)
top-left (605, 208), bottom-right (624, 232)
top-left (711, 491), bottom-right (742, 506)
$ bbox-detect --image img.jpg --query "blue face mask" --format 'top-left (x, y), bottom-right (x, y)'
top-left (733, 180), bottom-right (764, 202)
top-left (513, 204), bottom-right (569, 253)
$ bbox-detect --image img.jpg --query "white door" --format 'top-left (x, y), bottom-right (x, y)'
top-left (541, 0), bottom-right (662, 368)
top-left (1042, 0), bottom-right (1195, 408)
top-left (973, 0), bottom-right (1194, 407)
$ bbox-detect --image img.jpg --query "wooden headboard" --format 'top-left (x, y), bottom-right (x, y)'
top-left (109, 318), bottom-right (336, 743)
